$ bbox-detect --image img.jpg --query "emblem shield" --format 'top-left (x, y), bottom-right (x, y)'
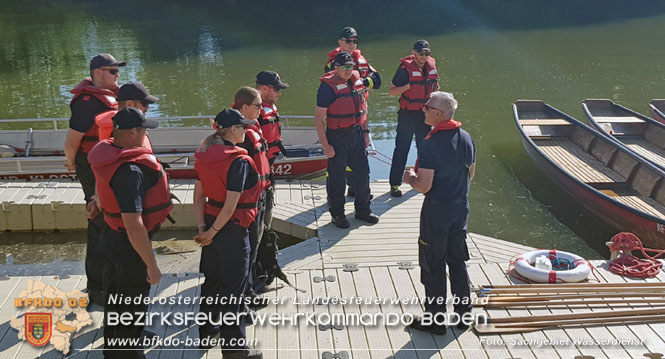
top-left (25, 313), bottom-right (52, 346)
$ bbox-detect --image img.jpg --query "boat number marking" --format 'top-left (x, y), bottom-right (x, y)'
top-left (274, 164), bottom-right (292, 175)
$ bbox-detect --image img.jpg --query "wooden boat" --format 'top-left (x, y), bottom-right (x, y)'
top-left (582, 99), bottom-right (665, 172)
top-left (514, 100), bottom-right (665, 249)
top-left (648, 99), bottom-right (665, 125)
top-left (0, 115), bottom-right (327, 181)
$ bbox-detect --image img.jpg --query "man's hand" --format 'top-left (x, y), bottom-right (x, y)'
top-left (65, 160), bottom-right (76, 172)
top-left (363, 133), bottom-right (370, 148)
top-left (147, 265), bottom-right (162, 285)
top-left (85, 200), bottom-right (101, 219)
top-left (323, 144), bottom-right (336, 158)
top-left (403, 168), bottom-right (416, 184)
top-left (194, 229), bottom-right (216, 247)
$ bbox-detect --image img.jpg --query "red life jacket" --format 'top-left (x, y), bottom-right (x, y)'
top-left (258, 103), bottom-right (282, 159)
top-left (95, 110), bottom-right (116, 141)
top-left (70, 79), bottom-right (119, 153)
top-left (398, 56), bottom-right (439, 111)
top-left (246, 129), bottom-right (272, 191)
top-left (89, 139), bottom-right (173, 233)
top-left (320, 70), bottom-right (368, 129)
top-left (194, 144), bottom-right (262, 228)
top-left (325, 48), bottom-right (374, 78)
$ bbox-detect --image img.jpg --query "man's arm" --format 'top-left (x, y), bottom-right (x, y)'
top-left (121, 213), bottom-right (161, 285)
top-left (193, 180), bottom-right (206, 234)
top-left (388, 83), bottom-right (411, 97)
top-left (64, 129), bottom-right (85, 171)
top-left (404, 168), bottom-right (434, 194)
top-left (315, 106), bottom-right (335, 158)
top-left (470, 162), bottom-right (476, 181)
top-left (193, 191), bottom-right (241, 246)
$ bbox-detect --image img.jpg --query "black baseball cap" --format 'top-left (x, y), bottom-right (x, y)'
top-left (339, 26), bottom-right (360, 39)
top-left (90, 53), bottom-right (126, 71)
top-left (413, 40), bottom-right (431, 53)
top-left (117, 82), bottom-right (159, 104)
top-left (214, 108), bottom-right (255, 129)
top-left (112, 107), bottom-right (159, 130)
top-left (333, 52), bottom-right (355, 67)
top-left (256, 70), bottom-right (289, 89)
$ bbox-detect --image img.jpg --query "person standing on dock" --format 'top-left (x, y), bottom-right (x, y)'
top-left (65, 53), bottom-right (126, 307)
top-left (88, 107), bottom-right (172, 358)
top-left (315, 52), bottom-right (378, 228)
top-left (403, 91), bottom-right (475, 335)
top-left (388, 40), bottom-right (439, 197)
top-left (193, 109), bottom-right (263, 358)
top-left (324, 26), bottom-right (382, 198)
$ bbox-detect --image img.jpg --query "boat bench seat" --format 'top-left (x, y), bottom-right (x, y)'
top-left (535, 138), bottom-right (626, 184)
top-left (592, 116), bottom-right (644, 124)
top-left (519, 119), bottom-right (569, 126)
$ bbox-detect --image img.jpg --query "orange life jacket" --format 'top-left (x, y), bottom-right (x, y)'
top-left (89, 139), bottom-right (172, 233)
top-left (70, 79), bottom-right (118, 153)
top-left (246, 129), bottom-right (272, 191)
top-left (320, 70), bottom-right (367, 129)
top-left (398, 56), bottom-right (439, 111)
top-left (258, 103), bottom-right (282, 159)
top-left (194, 144), bottom-right (262, 228)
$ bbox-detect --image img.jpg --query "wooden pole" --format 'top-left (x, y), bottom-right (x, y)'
top-left (475, 282), bottom-right (665, 290)
top-left (487, 307), bottom-right (665, 324)
top-left (477, 299), bottom-right (665, 308)
top-left (475, 314), bottom-right (665, 335)
top-left (478, 286), bottom-right (665, 295)
top-left (484, 292), bottom-right (665, 302)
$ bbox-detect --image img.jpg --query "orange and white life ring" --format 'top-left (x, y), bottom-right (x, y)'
top-left (514, 249), bottom-right (591, 283)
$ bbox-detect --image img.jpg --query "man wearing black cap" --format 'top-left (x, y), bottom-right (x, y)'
top-left (388, 40), bottom-right (439, 197)
top-left (95, 81), bottom-right (159, 141)
top-left (315, 52), bottom-right (378, 228)
top-left (65, 53), bottom-right (126, 306)
top-left (89, 107), bottom-right (172, 359)
top-left (324, 26), bottom-right (382, 197)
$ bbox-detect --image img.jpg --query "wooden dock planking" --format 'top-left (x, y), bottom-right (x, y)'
top-left (322, 268), bottom-right (353, 359)
top-left (274, 271), bottom-right (300, 359)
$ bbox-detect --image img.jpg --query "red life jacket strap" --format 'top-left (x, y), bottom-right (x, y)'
top-left (82, 135), bottom-right (100, 142)
top-left (207, 199), bottom-right (258, 209)
top-left (104, 198), bottom-right (173, 217)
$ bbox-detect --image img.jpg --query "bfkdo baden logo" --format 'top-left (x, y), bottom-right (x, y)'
top-left (25, 313), bottom-right (52, 346)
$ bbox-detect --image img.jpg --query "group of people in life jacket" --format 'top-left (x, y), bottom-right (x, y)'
top-left (64, 25), bottom-right (476, 358)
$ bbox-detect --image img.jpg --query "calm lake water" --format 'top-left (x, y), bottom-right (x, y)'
top-left (2, 1), bottom-right (665, 262)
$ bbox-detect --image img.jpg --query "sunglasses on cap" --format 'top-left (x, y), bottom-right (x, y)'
top-left (338, 65), bottom-right (354, 71)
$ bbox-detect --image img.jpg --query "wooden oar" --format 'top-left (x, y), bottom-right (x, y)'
top-left (475, 314), bottom-right (665, 334)
top-left (477, 299), bottom-right (665, 308)
top-left (484, 292), bottom-right (665, 302)
top-left (478, 286), bottom-right (665, 295)
top-left (487, 307), bottom-right (665, 324)
top-left (476, 282), bottom-right (665, 290)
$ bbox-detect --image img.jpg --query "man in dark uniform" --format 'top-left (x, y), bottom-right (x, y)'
top-left (403, 91), bottom-right (475, 335)
top-left (315, 52), bottom-right (379, 228)
top-left (388, 40), bottom-right (439, 197)
top-left (65, 53), bottom-right (126, 306)
top-left (323, 26), bottom-right (382, 197)
top-left (89, 107), bottom-right (171, 358)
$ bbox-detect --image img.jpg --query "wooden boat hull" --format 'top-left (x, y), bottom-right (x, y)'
top-left (514, 100), bottom-right (665, 249)
top-left (649, 99), bottom-right (665, 125)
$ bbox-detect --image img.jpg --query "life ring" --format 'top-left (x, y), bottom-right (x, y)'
top-left (513, 249), bottom-right (591, 283)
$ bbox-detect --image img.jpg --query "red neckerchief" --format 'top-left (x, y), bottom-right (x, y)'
top-left (414, 119), bottom-right (462, 172)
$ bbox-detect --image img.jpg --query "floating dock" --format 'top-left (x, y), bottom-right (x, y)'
top-left (1, 181), bottom-right (664, 358)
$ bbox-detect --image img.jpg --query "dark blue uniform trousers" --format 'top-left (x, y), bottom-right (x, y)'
top-left (248, 191), bottom-right (266, 294)
top-left (418, 197), bottom-right (472, 316)
top-left (326, 125), bottom-right (371, 218)
top-left (199, 218), bottom-right (250, 354)
top-left (389, 109), bottom-right (432, 187)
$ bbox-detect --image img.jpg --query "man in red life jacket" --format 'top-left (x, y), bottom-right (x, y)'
top-left (95, 82), bottom-right (159, 141)
top-left (315, 52), bottom-right (379, 228)
top-left (65, 53), bottom-right (126, 306)
top-left (88, 107), bottom-right (171, 358)
top-left (403, 92), bottom-right (475, 335)
top-left (255, 71), bottom-right (287, 257)
top-left (388, 40), bottom-right (439, 197)
top-left (324, 26), bottom-right (382, 198)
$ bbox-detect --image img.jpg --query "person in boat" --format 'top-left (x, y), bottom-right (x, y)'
top-left (255, 70), bottom-right (287, 269)
top-left (231, 87), bottom-right (272, 309)
top-left (88, 107), bottom-right (172, 358)
top-left (96, 82), bottom-right (159, 141)
top-left (403, 91), bottom-right (475, 335)
top-left (323, 26), bottom-right (382, 198)
top-left (388, 40), bottom-right (439, 197)
top-left (65, 53), bottom-right (126, 307)
top-left (315, 51), bottom-right (378, 228)
top-left (193, 109), bottom-right (263, 358)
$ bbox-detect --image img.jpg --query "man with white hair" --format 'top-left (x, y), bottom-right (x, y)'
top-left (403, 91), bottom-right (476, 335)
